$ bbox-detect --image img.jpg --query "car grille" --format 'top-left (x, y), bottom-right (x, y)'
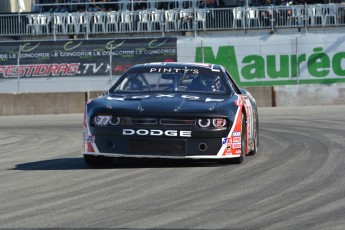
top-left (122, 117), bottom-right (196, 126)
top-left (122, 117), bottom-right (157, 125)
top-left (127, 139), bottom-right (185, 156)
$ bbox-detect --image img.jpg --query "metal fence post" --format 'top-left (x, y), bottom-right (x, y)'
top-left (17, 45), bottom-right (22, 93)
top-left (109, 46), bottom-right (113, 88)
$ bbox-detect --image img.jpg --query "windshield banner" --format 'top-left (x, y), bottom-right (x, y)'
top-left (0, 38), bottom-right (177, 78)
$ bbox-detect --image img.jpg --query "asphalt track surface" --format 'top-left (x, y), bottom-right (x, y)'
top-left (0, 105), bottom-right (345, 229)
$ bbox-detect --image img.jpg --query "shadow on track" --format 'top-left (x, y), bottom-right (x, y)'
top-left (12, 157), bottom-right (236, 171)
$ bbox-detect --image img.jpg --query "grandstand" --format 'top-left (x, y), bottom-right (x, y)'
top-left (0, 0), bottom-right (344, 38)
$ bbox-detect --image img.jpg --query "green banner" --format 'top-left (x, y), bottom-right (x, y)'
top-left (176, 35), bottom-right (345, 87)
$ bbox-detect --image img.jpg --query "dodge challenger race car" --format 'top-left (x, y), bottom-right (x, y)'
top-left (82, 62), bottom-right (259, 167)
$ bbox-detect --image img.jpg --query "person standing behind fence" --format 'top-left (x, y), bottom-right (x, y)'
top-left (275, 0), bottom-right (290, 25)
top-left (260, 0), bottom-right (273, 26)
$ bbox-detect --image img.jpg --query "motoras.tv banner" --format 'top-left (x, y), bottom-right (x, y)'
top-left (0, 38), bottom-right (177, 78)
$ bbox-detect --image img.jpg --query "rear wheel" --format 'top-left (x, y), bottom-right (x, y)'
top-left (234, 114), bottom-right (247, 164)
top-left (84, 155), bottom-right (113, 168)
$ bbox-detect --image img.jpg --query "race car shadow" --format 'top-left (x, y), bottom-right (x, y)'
top-left (12, 157), bottom-right (87, 171)
top-left (12, 157), bottom-right (236, 170)
top-left (110, 158), bottom-right (236, 169)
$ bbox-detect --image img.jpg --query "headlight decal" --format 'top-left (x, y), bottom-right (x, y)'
top-left (109, 116), bottom-right (121, 126)
top-left (198, 118), bottom-right (227, 128)
top-left (198, 118), bottom-right (211, 127)
top-left (212, 118), bottom-right (227, 128)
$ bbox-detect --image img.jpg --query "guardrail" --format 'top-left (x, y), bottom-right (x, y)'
top-left (0, 3), bottom-right (344, 38)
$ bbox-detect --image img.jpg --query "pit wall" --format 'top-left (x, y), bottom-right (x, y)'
top-left (0, 87), bottom-right (271, 116)
top-left (274, 83), bottom-right (345, 106)
top-left (2, 84), bottom-right (345, 115)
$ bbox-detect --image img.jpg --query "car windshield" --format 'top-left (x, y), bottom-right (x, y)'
top-left (111, 66), bottom-right (228, 94)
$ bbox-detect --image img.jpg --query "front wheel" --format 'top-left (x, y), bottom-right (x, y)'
top-left (249, 133), bottom-right (258, 155)
top-left (249, 119), bottom-right (259, 155)
top-left (84, 155), bottom-right (113, 168)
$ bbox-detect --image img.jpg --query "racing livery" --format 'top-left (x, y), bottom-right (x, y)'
top-left (82, 62), bottom-right (259, 167)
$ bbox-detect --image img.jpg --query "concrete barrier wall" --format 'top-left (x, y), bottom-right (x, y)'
top-left (3, 84), bottom-right (345, 115)
top-left (0, 87), bottom-right (273, 116)
top-left (245, 86), bottom-right (273, 107)
top-left (275, 83), bottom-right (345, 107)
top-left (0, 92), bottom-right (87, 116)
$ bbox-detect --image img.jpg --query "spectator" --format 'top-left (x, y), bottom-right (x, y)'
top-left (275, 0), bottom-right (291, 26)
top-left (32, 0), bottom-right (41, 12)
top-left (260, 0), bottom-right (273, 26)
top-left (40, 0), bottom-right (56, 12)
top-left (86, 0), bottom-right (107, 11)
top-left (275, 0), bottom-right (287, 5)
top-left (201, 0), bottom-right (217, 8)
top-left (107, 0), bottom-right (119, 11)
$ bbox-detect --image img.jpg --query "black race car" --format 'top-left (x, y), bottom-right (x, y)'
top-left (82, 62), bottom-right (258, 167)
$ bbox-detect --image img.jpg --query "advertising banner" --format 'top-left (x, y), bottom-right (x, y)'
top-left (177, 34), bottom-right (345, 86)
top-left (0, 38), bottom-right (177, 79)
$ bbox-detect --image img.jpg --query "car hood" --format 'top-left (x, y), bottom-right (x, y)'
top-left (88, 93), bottom-right (236, 116)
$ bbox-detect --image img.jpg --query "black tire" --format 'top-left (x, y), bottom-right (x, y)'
top-left (84, 155), bottom-right (114, 168)
top-left (249, 118), bottom-right (259, 155)
top-left (234, 114), bottom-right (246, 164)
top-left (249, 133), bottom-right (258, 155)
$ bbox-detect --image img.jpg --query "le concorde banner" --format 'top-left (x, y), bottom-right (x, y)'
top-left (0, 38), bottom-right (177, 78)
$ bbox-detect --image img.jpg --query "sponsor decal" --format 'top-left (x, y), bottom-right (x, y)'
top-left (123, 129), bottom-right (191, 137)
top-left (106, 95), bottom-right (226, 102)
top-left (114, 64), bottom-right (132, 73)
top-left (233, 132), bottom-right (241, 137)
top-left (232, 143), bottom-right (241, 149)
top-left (107, 97), bottom-right (124, 101)
top-left (182, 95), bottom-right (200, 100)
top-left (222, 138), bottom-right (232, 145)
top-left (149, 67), bottom-right (199, 74)
top-left (82, 129), bottom-right (88, 140)
top-left (106, 40), bottom-right (126, 50)
top-left (234, 99), bottom-right (244, 107)
top-left (156, 94), bottom-right (175, 98)
top-left (205, 98), bottom-right (224, 102)
top-left (64, 41), bottom-right (83, 51)
top-left (226, 144), bottom-right (231, 154)
top-left (232, 137), bottom-right (241, 143)
top-left (132, 95), bottom-right (150, 99)
top-left (148, 39), bottom-right (168, 48)
top-left (235, 149), bottom-right (242, 154)
top-left (87, 135), bottom-right (95, 142)
top-left (94, 115), bottom-right (111, 126)
top-left (0, 63), bottom-right (80, 78)
top-left (21, 42), bottom-right (41, 52)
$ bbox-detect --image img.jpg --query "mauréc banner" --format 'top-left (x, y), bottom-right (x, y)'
top-left (177, 34), bottom-right (345, 87)
top-left (0, 38), bottom-right (177, 79)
